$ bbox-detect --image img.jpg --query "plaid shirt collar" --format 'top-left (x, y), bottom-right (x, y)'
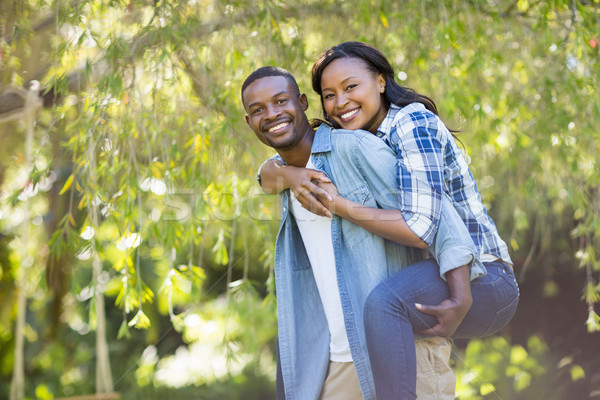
top-left (376, 102), bottom-right (427, 140)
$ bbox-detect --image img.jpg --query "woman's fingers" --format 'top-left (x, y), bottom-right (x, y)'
top-left (287, 168), bottom-right (333, 217)
top-left (313, 171), bottom-right (331, 183)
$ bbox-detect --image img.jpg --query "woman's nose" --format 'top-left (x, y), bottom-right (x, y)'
top-left (336, 94), bottom-right (349, 109)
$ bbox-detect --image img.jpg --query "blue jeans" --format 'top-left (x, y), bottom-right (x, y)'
top-left (363, 259), bottom-right (519, 400)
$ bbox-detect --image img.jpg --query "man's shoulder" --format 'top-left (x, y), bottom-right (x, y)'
top-left (313, 124), bottom-right (391, 160)
top-left (331, 128), bottom-right (382, 146)
top-left (328, 128), bottom-right (393, 166)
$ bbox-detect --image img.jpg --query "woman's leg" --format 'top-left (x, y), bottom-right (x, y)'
top-left (363, 259), bottom-right (520, 399)
top-left (453, 261), bottom-right (519, 338)
top-left (364, 259), bottom-right (451, 400)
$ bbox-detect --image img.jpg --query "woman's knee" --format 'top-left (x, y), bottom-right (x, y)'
top-left (364, 279), bottom-right (413, 323)
top-left (364, 282), bottom-right (397, 321)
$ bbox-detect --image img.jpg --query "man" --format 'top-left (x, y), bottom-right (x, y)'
top-left (241, 67), bottom-right (478, 399)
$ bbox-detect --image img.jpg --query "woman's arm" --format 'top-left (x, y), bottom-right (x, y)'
top-left (392, 111), bottom-right (450, 246)
top-left (259, 158), bottom-right (333, 217)
top-left (315, 180), bottom-right (427, 249)
top-left (316, 179), bottom-right (472, 336)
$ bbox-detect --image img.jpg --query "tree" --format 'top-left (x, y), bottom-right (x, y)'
top-left (0, 0), bottom-right (598, 398)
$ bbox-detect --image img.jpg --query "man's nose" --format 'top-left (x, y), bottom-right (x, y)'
top-left (265, 104), bottom-right (281, 119)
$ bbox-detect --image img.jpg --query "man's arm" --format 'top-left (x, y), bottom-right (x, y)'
top-left (259, 158), bottom-right (333, 217)
top-left (416, 265), bottom-right (473, 336)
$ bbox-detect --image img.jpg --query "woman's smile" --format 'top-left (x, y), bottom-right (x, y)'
top-left (338, 107), bottom-right (360, 123)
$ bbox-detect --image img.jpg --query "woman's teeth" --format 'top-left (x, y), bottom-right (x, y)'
top-left (341, 109), bottom-right (359, 120)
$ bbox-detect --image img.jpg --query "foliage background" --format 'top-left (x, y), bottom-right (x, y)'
top-left (0, 0), bottom-right (599, 399)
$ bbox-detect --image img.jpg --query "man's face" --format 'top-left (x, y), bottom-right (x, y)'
top-left (243, 76), bottom-right (310, 151)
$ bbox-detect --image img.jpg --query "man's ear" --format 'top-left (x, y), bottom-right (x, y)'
top-left (245, 114), bottom-right (250, 126)
top-left (299, 93), bottom-right (309, 111)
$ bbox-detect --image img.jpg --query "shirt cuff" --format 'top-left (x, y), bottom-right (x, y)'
top-left (403, 211), bottom-right (436, 246)
top-left (256, 155), bottom-right (285, 194)
top-left (437, 247), bottom-right (486, 281)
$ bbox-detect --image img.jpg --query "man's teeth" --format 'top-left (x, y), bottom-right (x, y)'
top-left (269, 122), bottom-right (289, 132)
top-left (341, 109), bottom-right (359, 120)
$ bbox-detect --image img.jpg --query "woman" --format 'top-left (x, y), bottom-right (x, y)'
top-left (259, 41), bottom-right (519, 399)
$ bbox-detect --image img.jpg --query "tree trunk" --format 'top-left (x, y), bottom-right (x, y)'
top-left (9, 111), bottom-right (35, 400)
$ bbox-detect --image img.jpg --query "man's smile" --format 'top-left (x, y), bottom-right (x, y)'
top-left (267, 121), bottom-right (290, 133)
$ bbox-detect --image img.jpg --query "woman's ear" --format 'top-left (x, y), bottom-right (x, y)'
top-left (378, 74), bottom-right (386, 93)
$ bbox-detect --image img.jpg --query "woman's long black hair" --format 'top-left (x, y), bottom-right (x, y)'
top-left (311, 41), bottom-right (446, 130)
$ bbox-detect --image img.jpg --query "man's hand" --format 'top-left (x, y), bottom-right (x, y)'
top-left (415, 296), bottom-right (472, 337)
top-left (416, 264), bottom-right (472, 337)
top-left (286, 167), bottom-right (333, 217)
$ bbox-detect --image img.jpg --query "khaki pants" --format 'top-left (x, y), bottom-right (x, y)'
top-left (319, 337), bottom-right (455, 400)
top-left (319, 361), bottom-right (363, 400)
top-left (415, 336), bottom-right (456, 400)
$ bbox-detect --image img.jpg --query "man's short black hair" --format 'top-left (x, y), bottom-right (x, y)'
top-left (241, 66), bottom-right (300, 102)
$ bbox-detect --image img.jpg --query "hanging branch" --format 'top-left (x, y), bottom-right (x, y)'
top-left (1, 1), bottom-right (348, 115)
top-left (86, 136), bottom-right (114, 395)
top-left (562, 0), bottom-right (578, 43)
top-left (226, 219), bottom-right (237, 301)
top-left (519, 213), bottom-right (540, 282)
top-left (242, 221), bottom-right (249, 282)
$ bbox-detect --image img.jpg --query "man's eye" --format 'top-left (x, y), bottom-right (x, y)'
top-left (252, 108), bottom-right (263, 114)
top-left (276, 98), bottom-right (287, 104)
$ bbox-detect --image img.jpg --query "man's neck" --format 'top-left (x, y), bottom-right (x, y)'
top-left (277, 127), bottom-right (314, 167)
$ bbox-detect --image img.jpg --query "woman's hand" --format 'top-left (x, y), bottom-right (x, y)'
top-left (286, 167), bottom-right (334, 218)
top-left (314, 181), bottom-right (340, 212)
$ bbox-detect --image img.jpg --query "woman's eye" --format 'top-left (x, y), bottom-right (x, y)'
top-left (323, 93), bottom-right (334, 100)
top-left (346, 84), bottom-right (357, 91)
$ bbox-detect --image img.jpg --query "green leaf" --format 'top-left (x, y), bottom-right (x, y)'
top-left (59, 174), bottom-right (74, 195)
top-left (570, 365), bottom-right (585, 381)
top-left (117, 320), bottom-right (131, 339)
top-left (128, 309), bottom-right (151, 329)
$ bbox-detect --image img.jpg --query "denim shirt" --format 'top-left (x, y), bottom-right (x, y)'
top-left (274, 124), bottom-right (483, 400)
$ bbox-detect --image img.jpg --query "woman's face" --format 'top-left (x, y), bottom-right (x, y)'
top-left (320, 57), bottom-right (388, 134)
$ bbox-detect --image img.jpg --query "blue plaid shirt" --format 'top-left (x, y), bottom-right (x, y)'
top-left (377, 102), bottom-right (512, 263)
